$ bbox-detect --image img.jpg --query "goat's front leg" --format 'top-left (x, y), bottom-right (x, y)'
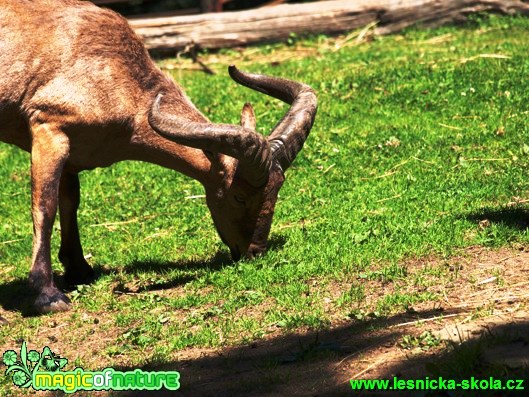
top-left (58, 172), bottom-right (95, 286)
top-left (28, 120), bottom-right (71, 313)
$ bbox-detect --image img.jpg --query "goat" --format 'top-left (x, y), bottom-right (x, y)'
top-left (0, 0), bottom-right (317, 314)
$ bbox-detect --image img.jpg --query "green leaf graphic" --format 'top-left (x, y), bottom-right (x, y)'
top-left (58, 358), bottom-right (68, 370)
top-left (12, 370), bottom-right (29, 386)
top-left (4, 342), bottom-right (40, 389)
top-left (27, 351), bottom-right (40, 363)
top-left (20, 341), bottom-right (27, 370)
top-left (2, 350), bottom-right (17, 366)
top-left (39, 347), bottom-right (68, 372)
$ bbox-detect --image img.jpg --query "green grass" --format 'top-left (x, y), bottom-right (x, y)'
top-left (1, 13), bottom-right (529, 394)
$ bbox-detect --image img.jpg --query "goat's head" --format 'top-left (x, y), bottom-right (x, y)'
top-left (149, 66), bottom-right (317, 260)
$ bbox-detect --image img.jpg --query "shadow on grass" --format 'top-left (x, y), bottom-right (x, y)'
top-left (0, 258), bottom-right (212, 316)
top-left (0, 263), bottom-right (111, 317)
top-left (108, 309), bottom-right (529, 397)
top-left (0, 235), bottom-right (288, 315)
top-left (115, 234), bottom-right (287, 277)
top-left (110, 251), bottom-right (232, 293)
top-left (115, 235), bottom-right (286, 293)
top-left (465, 207), bottom-right (529, 231)
top-left (0, 277), bottom-right (36, 317)
top-left (123, 251), bottom-right (233, 275)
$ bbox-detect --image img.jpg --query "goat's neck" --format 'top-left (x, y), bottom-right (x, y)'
top-left (129, 131), bottom-right (214, 186)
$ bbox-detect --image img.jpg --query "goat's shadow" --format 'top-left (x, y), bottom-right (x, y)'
top-left (0, 235), bottom-right (287, 316)
top-left (114, 235), bottom-right (286, 292)
top-left (0, 265), bottom-right (109, 317)
top-left (111, 251), bottom-right (233, 294)
top-left (464, 206), bottom-right (529, 231)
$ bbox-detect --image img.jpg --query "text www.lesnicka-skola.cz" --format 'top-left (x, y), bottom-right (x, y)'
top-left (350, 376), bottom-right (525, 392)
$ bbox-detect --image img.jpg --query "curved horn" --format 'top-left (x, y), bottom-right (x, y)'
top-left (228, 65), bottom-right (317, 172)
top-left (148, 94), bottom-right (271, 187)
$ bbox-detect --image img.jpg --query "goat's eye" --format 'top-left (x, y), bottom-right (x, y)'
top-left (234, 194), bottom-right (246, 204)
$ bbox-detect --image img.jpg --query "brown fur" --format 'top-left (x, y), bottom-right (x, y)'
top-left (0, 0), bottom-right (291, 314)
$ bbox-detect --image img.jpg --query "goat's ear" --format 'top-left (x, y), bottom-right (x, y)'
top-left (240, 103), bottom-right (256, 130)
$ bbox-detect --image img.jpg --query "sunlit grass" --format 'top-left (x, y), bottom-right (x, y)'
top-left (1, 14), bottom-right (529, 395)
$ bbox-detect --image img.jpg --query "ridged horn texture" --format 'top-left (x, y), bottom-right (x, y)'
top-left (228, 65), bottom-right (318, 172)
top-left (148, 65), bottom-right (317, 186)
top-left (148, 94), bottom-right (271, 187)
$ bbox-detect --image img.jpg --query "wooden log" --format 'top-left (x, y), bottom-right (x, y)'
top-left (129, 0), bottom-right (529, 52)
top-left (200, 0), bottom-right (223, 13)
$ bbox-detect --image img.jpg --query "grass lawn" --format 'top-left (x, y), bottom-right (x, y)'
top-left (1, 14), bottom-right (529, 396)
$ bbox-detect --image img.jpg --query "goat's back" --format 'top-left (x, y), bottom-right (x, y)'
top-left (1, 0), bottom-right (166, 119)
top-left (0, 0), bottom-right (175, 152)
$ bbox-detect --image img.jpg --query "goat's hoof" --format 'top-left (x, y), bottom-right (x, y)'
top-left (35, 290), bottom-right (72, 314)
top-left (245, 243), bottom-right (266, 260)
top-left (64, 263), bottom-right (96, 286)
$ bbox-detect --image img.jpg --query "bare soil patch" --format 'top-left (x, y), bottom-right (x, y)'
top-left (57, 246), bottom-right (528, 397)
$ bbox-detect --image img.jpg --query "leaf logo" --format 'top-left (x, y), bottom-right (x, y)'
top-left (40, 347), bottom-right (68, 372)
top-left (2, 341), bottom-right (67, 389)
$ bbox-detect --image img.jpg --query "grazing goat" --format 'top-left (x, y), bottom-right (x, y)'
top-left (0, 0), bottom-right (317, 314)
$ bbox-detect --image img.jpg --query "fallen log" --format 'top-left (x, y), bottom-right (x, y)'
top-left (129, 0), bottom-right (529, 52)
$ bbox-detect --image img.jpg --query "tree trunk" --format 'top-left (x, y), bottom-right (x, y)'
top-left (129, 0), bottom-right (529, 52)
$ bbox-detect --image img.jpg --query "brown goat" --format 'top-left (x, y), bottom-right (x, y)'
top-left (0, 0), bottom-right (317, 314)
